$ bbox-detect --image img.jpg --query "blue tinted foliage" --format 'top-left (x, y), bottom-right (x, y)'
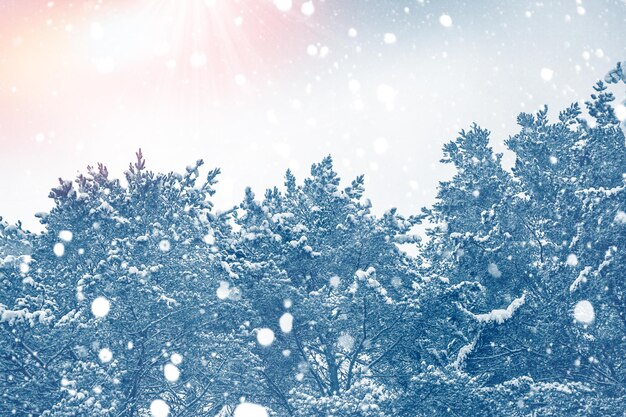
top-left (1, 69), bottom-right (626, 416)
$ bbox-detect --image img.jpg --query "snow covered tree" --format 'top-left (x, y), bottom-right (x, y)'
top-left (0, 219), bottom-right (59, 416)
top-left (5, 152), bottom-right (254, 416)
top-left (2, 63), bottom-right (626, 417)
top-left (422, 123), bottom-right (527, 307)
top-left (420, 68), bottom-right (626, 415)
top-left (224, 157), bottom-right (420, 416)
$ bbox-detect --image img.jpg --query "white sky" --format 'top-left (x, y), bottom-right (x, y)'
top-left (1, 0), bottom-right (625, 231)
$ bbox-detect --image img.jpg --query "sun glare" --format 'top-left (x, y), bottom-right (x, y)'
top-left (92, 0), bottom-right (304, 90)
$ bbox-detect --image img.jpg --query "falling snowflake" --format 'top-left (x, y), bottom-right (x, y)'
top-left (98, 348), bottom-right (113, 363)
top-left (279, 313), bottom-right (293, 333)
top-left (170, 353), bottom-right (183, 365)
top-left (257, 328), bottom-right (275, 346)
top-left (53, 243), bottom-right (65, 257)
top-left (439, 14), bottom-right (453, 27)
top-left (159, 240), bottom-right (171, 252)
top-left (150, 399), bottom-right (170, 417)
top-left (301, 1), bottom-right (314, 16)
top-left (91, 296), bottom-right (111, 318)
top-left (164, 363), bottom-right (180, 382)
top-left (58, 230), bottom-right (73, 242)
top-left (234, 402), bottom-right (269, 417)
top-left (273, 0), bottom-right (292, 12)
top-left (573, 300), bottom-right (595, 324)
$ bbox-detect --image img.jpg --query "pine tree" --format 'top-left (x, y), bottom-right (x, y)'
top-left (0, 218), bottom-right (58, 416)
top-left (8, 152), bottom-right (253, 416)
top-left (226, 157), bottom-right (420, 416)
top-left (421, 68), bottom-right (626, 414)
top-left (1, 63), bottom-right (626, 417)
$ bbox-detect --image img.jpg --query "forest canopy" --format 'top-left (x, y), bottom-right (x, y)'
top-left (1, 64), bottom-right (626, 416)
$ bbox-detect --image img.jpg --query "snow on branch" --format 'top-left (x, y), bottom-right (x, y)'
top-left (569, 266), bottom-right (593, 293)
top-left (452, 336), bottom-right (478, 370)
top-left (465, 293), bottom-right (527, 325)
top-left (604, 61), bottom-right (626, 84)
top-left (570, 247), bottom-right (616, 293)
top-left (575, 183), bottom-right (625, 198)
top-left (0, 304), bottom-right (51, 326)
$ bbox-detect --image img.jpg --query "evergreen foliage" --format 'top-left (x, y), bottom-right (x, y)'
top-left (1, 67), bottom-right (625, 416)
